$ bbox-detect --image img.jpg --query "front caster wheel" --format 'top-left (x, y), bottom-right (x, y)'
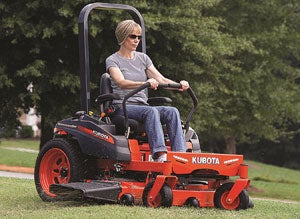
top-left (185, 197), bottom-right (199, 207)
top-left (120, 194), bottom-right (134, 206)
top-left (214, 182), bottom-right (249, 210)
top-left (142, 181), bottom-right (173, 208)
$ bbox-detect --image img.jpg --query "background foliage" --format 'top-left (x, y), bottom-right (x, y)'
top-left (0, 0), bottom-right (299, 168)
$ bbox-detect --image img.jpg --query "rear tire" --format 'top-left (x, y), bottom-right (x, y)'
top-left (214, 182), bottom-right (249, 210)
top-left (34, 138), bottom-right (85, 201)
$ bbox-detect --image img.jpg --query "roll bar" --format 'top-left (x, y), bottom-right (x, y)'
top-left (78, 3), bottom-right (146, 113)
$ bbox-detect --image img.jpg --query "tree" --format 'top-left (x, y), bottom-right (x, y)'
top-left (0, 1), bottom-right (86, 144)
top-left (208, 0), bottom-right (300, 153)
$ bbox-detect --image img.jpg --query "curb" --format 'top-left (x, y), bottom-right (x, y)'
top-left (0, 164), bottom-right (34, 174)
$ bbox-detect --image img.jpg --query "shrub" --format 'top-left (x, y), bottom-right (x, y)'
top-left (19, 125), bottom-right (33, 138)
top-left (1, 127), bottom-right (16, 138)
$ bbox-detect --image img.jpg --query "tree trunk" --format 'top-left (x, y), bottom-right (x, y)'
top-left (225, 135), bottom-right (236, 154)
top-left (39, 92), bottom-right (56, 149)
top-left (39, 115), bottom-right (54, 149)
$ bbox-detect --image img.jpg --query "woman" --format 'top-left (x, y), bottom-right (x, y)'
top-left (106, 20), bottom-right (189, 162)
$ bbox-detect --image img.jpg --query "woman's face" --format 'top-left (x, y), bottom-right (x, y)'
top-left (122, 27), bottom-right (142, 51)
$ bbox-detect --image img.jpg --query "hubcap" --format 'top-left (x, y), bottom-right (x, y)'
top-left (39, 148), bottom-right (71, 196)
top-left (220, 191), bottom-right (240, 210)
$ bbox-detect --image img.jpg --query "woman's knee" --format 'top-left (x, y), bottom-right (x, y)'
top-left (166, 106), bottom-right (180, 119)
top-left (143, 107), bottom-right (160, 120)
top-left (170, 106), bottom-right (180, 114)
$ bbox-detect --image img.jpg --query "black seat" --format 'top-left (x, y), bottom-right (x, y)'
top-left (99, 73), bottom-right (174, 138)
top-left (99, 73), bottom-right (145, 135)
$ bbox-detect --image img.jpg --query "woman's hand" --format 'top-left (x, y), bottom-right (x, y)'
top-left (147, 78), bottom-right (159, 90)
top-left (179, 80), bottom-right (189, 91)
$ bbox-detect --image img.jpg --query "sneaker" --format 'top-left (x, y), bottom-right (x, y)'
top-left (154, 153), bottom-right (167, 162)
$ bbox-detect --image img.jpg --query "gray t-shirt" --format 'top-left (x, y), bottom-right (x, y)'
top-left (106, 51), bottom-right (153, 105)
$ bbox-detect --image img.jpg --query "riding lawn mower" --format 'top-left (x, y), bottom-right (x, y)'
top-left (34, 2), bottom-right (253, 210)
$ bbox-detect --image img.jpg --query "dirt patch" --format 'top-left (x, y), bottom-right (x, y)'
top-left (247, 162), bottom-right (261, 170)
top-left (0, 164), bottom-right (34, 174)
top-left (248, 185), bottom-right (264, 193)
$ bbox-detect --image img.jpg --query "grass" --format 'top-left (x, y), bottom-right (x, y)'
top-left (0, 139), bottom-right (39, 150)
top-left (0, 177), bottom-right (299, 219)
top-left (247, 160), bottom-right (300, 201)
top-left (0, 139), bottom-right (39, 167)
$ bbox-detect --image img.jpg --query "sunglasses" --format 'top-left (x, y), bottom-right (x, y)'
top-left (128, 34), bottom-right (142, 40)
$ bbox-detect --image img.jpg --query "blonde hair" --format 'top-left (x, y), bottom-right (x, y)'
top-left (115, 20), bottom-right (142, 45)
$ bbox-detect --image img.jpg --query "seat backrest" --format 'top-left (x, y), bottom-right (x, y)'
top-left (99, 72), bottom-right (145, 135)
top-left (100, 73), bottom-right (113, 111)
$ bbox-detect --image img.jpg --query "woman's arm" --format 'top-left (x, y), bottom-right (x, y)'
top-left (146, 64), bottom-right (189, 91)
top-left (109, 66), bottom-right (159, 90)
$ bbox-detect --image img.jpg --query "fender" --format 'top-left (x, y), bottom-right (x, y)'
top-left (55, 117), bottom-right (131, 161)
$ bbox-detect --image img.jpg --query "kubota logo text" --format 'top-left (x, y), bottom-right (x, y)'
top-left (192, 156), bottom-right (220, 165)
top-left (78, 126), bottom-right (114, 144)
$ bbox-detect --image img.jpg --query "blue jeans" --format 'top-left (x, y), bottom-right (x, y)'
top-left (115, 105), bottom-right (187, 155)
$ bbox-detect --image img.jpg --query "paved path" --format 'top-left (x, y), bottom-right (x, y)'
top-left (0, 170), bottom-right (34, 179)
